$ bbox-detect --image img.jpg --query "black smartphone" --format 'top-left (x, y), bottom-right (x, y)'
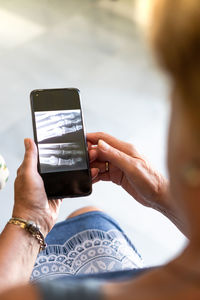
top-left (30, 88), bottom-right (92, 199)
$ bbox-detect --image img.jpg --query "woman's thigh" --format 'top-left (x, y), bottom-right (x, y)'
top-left (31, 210), bottom-right (143, 281)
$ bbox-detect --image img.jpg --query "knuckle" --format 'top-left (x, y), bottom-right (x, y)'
top-left (97, 131), bottom-right (105, 138)
top-left (17, 166), bottom-right (22, 175)
top-left (132, 158), bottom-right (147, 175)
top-left (115, 149), bottom-right (123, 161)
top-left (128, 143), bottom-right (136, 155)
top-left (16, 173), bottom-right (25, 183)
top-left (16, 168), bottom-right (30, 183)
top-left (14, 175), bottom-right (24, 189)
top-left (97, 132), bottom-right (111, 139)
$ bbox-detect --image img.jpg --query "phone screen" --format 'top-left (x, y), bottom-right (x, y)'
top-left (35, 109), bottom-right (87, 173)
top-left (31, 88), bottom-right (92, 198)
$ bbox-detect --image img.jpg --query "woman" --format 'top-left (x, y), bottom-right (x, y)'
top-left (1, 0), bottom-right (200, 298)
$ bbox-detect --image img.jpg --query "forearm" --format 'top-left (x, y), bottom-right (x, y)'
top-left (133, 168), bottom-right (189, 237)
top-left (103, 266), bottom-right (200, 300)
top-left (0, 223), bottom-right (40, 292)
top-left (0, 138), bottom-right (60, 294)
top-left (153, 185), bottom-right (189, 238)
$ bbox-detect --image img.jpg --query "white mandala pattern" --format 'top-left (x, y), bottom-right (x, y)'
top-left (31, 229), bottom-right (143, 281)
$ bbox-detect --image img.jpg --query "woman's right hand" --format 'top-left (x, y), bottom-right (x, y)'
top-left (13, 139), bottom-right (62, 236)
top-left (88, 132), bottom-right (168, 211)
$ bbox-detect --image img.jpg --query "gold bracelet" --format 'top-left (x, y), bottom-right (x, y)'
top-left (8, 217), bottom-right (47, 252)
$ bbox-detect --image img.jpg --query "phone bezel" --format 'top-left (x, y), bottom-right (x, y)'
top-left (30, 88), bottom-right (92, 199)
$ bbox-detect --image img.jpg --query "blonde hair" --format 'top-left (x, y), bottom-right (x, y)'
top-left (148, 0), bottom-right (200, 109)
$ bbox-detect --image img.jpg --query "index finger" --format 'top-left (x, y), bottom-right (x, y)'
top-left (87, 132), bottom-right (140, 158)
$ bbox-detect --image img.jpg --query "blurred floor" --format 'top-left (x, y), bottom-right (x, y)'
top-left (0, 0), bottom-right (186, 266)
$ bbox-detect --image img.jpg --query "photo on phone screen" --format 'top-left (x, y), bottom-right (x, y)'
top-left (35, 109), bottom-right (87, 173)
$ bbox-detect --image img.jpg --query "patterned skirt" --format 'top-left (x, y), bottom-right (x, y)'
top-left (31, 211), bottom-right (143, 281)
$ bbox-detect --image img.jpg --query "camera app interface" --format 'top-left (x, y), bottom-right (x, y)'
top-left (35, 109), bottom-right (87, 173)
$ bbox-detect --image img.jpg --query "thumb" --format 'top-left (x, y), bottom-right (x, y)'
top-left (22, 138), bottom-right (38, 171)
top-left (98, 139), bottom-right (131, 172)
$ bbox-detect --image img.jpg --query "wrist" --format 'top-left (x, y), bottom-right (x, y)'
top-left (12, 207), bottom-right (51, 237)
top-left (151, 177), bottom-right (170, 212)
top-left (8, 217), bottom-right (47, 252)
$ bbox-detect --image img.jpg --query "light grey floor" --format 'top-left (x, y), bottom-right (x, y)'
top-left (0, 0), bottom-right (186, 266)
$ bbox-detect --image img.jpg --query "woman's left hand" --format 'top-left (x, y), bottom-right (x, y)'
top-left (87, 132), bottom-right (168, 210)
top-left (13, 139), bottom-right (62, 236)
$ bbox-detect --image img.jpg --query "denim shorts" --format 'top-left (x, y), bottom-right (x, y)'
top-left (31, 211), bottom-right (143, 281)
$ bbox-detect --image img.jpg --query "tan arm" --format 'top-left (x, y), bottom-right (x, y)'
top-left (0, 139), bottom-right (61, 293)
top-left (0, 223), bottom-right (40, 292)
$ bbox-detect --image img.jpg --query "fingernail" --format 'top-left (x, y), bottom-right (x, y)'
top-left (92, 168), bottom-right (100, 179)
top-left (24, 139), bottom-right (30, 150)
top-left (98, 140), bottom-right (110, 151)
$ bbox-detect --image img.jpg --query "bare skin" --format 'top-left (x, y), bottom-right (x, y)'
top-left (66, 206), bottom-right (103, 219)
top-left (88, 132), bottom-right (187, 237)
top-left (0, 97), bottom-right (200, 299)
top-left (0, 139), bottom-right (62, 292)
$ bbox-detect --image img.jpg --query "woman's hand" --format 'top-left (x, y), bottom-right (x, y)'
top-left (13, 139), bottom-right (62, 236)
top-left (88, 132), bottom-right (168, 210)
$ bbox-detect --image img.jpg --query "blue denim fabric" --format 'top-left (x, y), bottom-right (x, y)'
top-left (37, 280), bottom-right (103, 300)
top-left (31, 211), bottom-right (143, 281)
top-left (37, 268), bottom-right (154, 300)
